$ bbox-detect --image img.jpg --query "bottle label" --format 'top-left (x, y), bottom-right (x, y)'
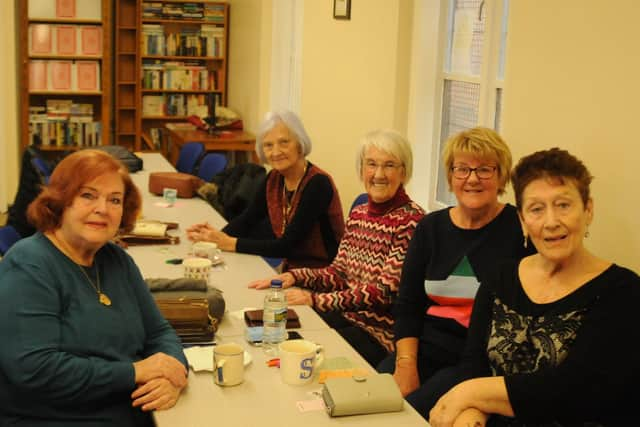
top-left (273, 308), bottom-right (287, 323)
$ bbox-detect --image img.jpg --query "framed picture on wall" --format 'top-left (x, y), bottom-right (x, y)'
top-left (333, 0), bottom-right (351, 20)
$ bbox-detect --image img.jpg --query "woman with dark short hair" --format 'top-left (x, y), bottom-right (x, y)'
top-left (0, 150), bottom-right (187, 427)
top-left (429, 148), bottom-right (640, 427)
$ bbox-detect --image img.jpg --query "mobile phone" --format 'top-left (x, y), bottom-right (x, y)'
top-left (288, 331), bottom-right (303, 340)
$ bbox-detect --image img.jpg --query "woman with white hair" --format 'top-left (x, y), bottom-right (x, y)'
top-left (187, 110), bottom-right (344, 270)
top-left (250, 129), bottom-right (425, 366)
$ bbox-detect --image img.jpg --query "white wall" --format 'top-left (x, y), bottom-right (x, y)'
top-left (502, 0), bottom-right (640, 272)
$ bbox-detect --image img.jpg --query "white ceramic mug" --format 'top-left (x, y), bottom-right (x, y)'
top-left (279, 339), bottom-right (324, 385)
top-left (192, 241), bottom-right (221, 261)
top-left (183, 257), bottom-right (212, 281)
top-left (213, 343), bottom-right (245, 386)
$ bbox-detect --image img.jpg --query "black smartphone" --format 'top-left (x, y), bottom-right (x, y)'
top-left (287, 331), bottom-right (303, 340)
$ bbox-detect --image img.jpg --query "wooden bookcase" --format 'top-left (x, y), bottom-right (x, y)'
top-left (18, 0), bottom-right (111, 151)
top-left (114, 0), bottom-right (229, 152)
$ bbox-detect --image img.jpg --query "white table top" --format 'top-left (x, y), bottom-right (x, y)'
top-left (130, 153), bottom-right (429, 426)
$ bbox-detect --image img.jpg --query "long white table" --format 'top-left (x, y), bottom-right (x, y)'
top-left (129, 154), bottom-right (429, 426)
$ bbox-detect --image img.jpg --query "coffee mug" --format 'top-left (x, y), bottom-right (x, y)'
top-left (183, 257), bottom-right (212, 281)
top-left (279, 339), bottom-right (324, 385)
top-left (213, 343), bottom-right (244, 386)
top-left (192, 241), bottom-right (221, 261)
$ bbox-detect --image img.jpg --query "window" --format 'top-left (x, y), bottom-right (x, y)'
top-left (434, 0), bottom-right (509, 206)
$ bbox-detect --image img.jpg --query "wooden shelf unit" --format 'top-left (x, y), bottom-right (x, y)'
top-left (114, 0), bottom-right (229, 152)
top-left (19, 0), bottom-right (111, 151)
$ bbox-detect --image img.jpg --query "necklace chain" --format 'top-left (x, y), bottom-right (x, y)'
top-left (281, 162), bottom-right (308, 233)
top-left (78, 264), bottom-right (112, 306)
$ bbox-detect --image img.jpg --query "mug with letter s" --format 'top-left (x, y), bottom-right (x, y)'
top-left (279, 339), bottom-right (324, 386)
top-left (213, 343), bottom-right (244, 386)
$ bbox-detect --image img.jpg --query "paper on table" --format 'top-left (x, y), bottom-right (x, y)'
top-left (184, 346), bottom-right (252, 372)
top-left (131, 221), bottom-right (168, 236)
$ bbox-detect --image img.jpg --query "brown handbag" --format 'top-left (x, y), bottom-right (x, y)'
top-left (155, 297), bottom-right (215, 343)
top-left (148, 172), bottom-right (204, 198)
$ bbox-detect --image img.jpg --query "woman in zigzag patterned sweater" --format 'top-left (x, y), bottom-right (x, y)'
top-left (250, 129), bottom-right (425, 367)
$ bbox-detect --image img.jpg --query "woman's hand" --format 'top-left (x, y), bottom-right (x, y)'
top-left (248, 272), bottom-right (296, 289)
top-left (131, 377), bottom-right (184, 411)
top-left (451, 408), bottom-right (488, 427)
top-left (285, 288), bottom-right (313, 306)
top-left (133, 353), bottom-right (187, 388)
top-left (186, 223), bottom-right (236, 252)
top-left (393, 362), bottom-right (420, 397)
top-left (429, 382), bottom-right (472, 427)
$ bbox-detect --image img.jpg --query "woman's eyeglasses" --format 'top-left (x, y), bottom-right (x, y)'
top-left (451, 165), bottom-right (497, 180)
top-left (364, 160), bottom-right (403, 174)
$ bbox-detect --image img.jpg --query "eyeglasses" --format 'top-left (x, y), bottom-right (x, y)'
top-left (262, 139), bottom-right (292, 151)
top-left (451, 165), bottom-right (497, 180)
top-left (364, 160), bottom-right (403, 174)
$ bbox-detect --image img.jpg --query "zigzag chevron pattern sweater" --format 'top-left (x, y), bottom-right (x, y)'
top-left (290, 187), bottom-right (425, 351)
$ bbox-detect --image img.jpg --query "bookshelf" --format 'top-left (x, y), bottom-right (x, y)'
top-left (19, 0), bottom-right (111, 150)
top-left (114, 1), bottom-right (230, 153)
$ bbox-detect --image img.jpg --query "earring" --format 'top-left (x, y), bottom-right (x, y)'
top-left (585, 228), bottom-right (590, 238)
top-left (523, 234), bottom-right (528, 248)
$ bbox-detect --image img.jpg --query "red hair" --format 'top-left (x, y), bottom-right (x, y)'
top-left (27, 149), bottom-right (142, 233)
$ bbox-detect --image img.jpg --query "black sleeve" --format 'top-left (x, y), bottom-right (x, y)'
top-left (506, 268), bottom-right (640, 423)
top-left (222, 174), bottom-right (269, 238)
top-left (393, 218), bottom-right (432, 340)
top-left (234, 174), bottom-right (334, 258)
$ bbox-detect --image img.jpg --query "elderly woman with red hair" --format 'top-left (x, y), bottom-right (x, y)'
top-left (0, 150), bottom-right (187, 427)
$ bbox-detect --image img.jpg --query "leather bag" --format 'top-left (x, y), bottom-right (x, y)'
top-left (155, 297), bottom-right (215, 344)
top-left (149, 172), bottom-right (204, 198)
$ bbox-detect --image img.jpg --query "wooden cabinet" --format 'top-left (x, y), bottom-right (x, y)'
top-left (19, 0), bottom-right (111, 151)
top-left (114, 1), bottom-right (229, 152)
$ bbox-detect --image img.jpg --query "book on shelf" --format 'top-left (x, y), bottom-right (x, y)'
top-left (30, 24), bottom-right (52, 54)
top-left (81, 27), bottom-right (102, 55)
top-left (56, 0), bottom-right (76, 18)
top-left (76, 61), bottom-right (100, 91)
top-left (56, 26), bottom-right (77, 55)
top-left (142, 95), bottom-right (165, 116)
top-left (29, 60), bottom-right (48, 91)
top-left (50, 61), bottom-right (72, 90)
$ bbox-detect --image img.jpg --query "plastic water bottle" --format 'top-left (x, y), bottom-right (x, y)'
top-left (262, 279), bottom-right (287, 355)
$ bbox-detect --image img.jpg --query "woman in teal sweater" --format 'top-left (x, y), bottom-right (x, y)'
top-left (0, 150), bottom-right (187, 426)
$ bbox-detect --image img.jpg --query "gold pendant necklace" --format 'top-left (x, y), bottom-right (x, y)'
top-left (78, 264), bottom-right (112, 306)
top-left (281, 161), bottom-right (309, 233)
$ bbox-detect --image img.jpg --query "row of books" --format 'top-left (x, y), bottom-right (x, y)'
top-left (142, 62), bottom-right (219, 91)
top-left (29, 24), bottom-right (102, 56)
top-left (142, 24), bottom-right (224, 57)
top-left (142, 2), bottom-right (225, 23)
top-left (29, 60), bottom-right (101, 92)
top-left (142, 94), bottom-right (210, 118)
top-left (30, 99), bottom-right (100, 147)
top-left (28, 0), bottom-right (102, 20)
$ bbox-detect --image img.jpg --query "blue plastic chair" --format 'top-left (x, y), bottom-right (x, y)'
top-left (197, 153), bottom-right (228, 182)
top-left (0, 225), bottom-right (22, 256)
top-left (32, 157), bottom-right (52, 184)
top-left (176, 142), bottom-right (205, 174)
top-left (350, 193), bottom-right (368, 212)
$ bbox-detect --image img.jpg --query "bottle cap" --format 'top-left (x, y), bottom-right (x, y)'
top-left (270, 279), bottom-right (283, 288)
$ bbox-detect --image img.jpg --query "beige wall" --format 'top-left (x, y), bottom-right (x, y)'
top-left (0, 0), bottom-right (19, 212)
top-left (300, 0), bottom-right (412, 214)
top-left (503, 0), bottom-right (640, 272)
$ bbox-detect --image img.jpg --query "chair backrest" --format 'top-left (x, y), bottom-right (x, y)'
top-left (176, 142), bottom-right (205, 174)
top-left (0, 225), bottom-right (22, 256)
top-left (197, 153), bottom-right (228, 182)
top-left (31, 157), bottom-right (52, 184)
top-left (350, 193), bottom-right (369, 212)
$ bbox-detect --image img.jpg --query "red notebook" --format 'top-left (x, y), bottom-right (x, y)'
top-left (30, 24), bottom-right (52, 54)
top-left (56, 0), bottom-right (76, 18)
top-left (76, 61), bottom-right (98, 91)
top-left (50, 61), bottom-right (72, 90)
top-left (56, 26), bottom-right (76, 55)
top-left (81, 27), bottom-right (101, 55)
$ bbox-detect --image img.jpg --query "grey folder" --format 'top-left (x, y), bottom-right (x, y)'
top-left (322, 373), bottom-right (404, 417)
